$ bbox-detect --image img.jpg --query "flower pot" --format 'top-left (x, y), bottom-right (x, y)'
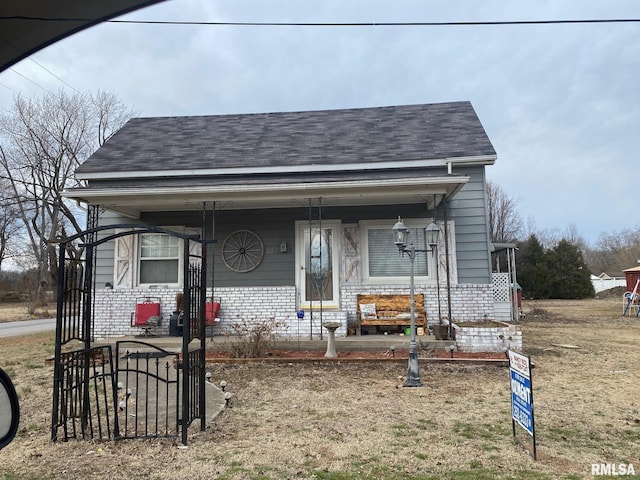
top-left (433, 325), bottom-right (449, 340)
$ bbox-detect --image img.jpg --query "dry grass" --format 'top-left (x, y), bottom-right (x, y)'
top-left (0, 302), bottom-right (55, 323)
top-left (0, 298), bottom-right (639, 479)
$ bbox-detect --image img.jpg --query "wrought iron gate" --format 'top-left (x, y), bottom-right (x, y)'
top-left (51, 221), bottom-right (207, 444)
top-left (114, 341), bottom-right (181, 439)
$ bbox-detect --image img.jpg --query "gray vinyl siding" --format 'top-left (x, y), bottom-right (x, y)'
top-left (211, 209), bottom-right (295, 286)
top-left (94, 209), bottom-right (298, 288)
top-left (94, 210), bottom-right (129, 288)
top-left (447, 166), bottom-right (492, 284)
top-left (92, 165), bottom-right (492, 289)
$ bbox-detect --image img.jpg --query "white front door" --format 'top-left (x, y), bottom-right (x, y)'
top-left (296, 221), bottom-right (340, 309)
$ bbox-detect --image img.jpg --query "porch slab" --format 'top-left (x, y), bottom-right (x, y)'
top-left (96, 334), bottom-right (456, 353)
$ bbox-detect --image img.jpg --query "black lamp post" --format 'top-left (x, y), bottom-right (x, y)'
top-left (392, 217), bottom-right (440, 387)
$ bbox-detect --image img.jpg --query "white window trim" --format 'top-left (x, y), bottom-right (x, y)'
top-left (360, 218), bottom-right (438, 285)
top-left (135, 227), bottom-right (185, 288)
top-left (131, 226), bottom-right (202, 289)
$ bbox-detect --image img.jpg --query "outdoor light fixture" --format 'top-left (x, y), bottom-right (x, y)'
top-left (224, 391), bottom-right (233, 407)
top-left (425, 221), bottom-right (440, 250)
top-left (392, 216), bottom-right (410, 249)
top-left (220, 380), bottom-right (227, 392)
top-left (205, 372), bottom-right (212, 383)
top-left (449, 344), bottom-right (455, 358)
top-left (391, 217), bottom-right (440, 387)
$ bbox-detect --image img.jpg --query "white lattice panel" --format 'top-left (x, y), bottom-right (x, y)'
top-left (492, 273), bottom-right (510, 303)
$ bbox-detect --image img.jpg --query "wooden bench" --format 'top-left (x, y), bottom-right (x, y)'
top-left (356, 294), bottom-right (427, 334)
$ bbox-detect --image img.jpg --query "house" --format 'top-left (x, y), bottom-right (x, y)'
top-left (64, 101), bottom-right (504, 338)
top-left (590, 272), bottom-right (626, 294)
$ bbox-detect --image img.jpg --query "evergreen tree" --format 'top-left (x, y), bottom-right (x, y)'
top-left (516, 234), bottom-right (552, 299)
top-left (545, 239), bottom-right (595, 299)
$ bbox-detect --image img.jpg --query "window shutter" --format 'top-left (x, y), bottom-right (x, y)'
top-left (114, 229), bottom-right (133, 288)
top-left (436, 221), bottom-right (458, 284)
top-left (342, 224), bottom-right (360, 284)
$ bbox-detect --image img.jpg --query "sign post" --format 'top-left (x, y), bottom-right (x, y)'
top-left (508, 350), bottom-right (537, 460)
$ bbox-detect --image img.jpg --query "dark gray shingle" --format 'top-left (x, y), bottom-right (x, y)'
top-left (76, 101), bottom-right (495, 175)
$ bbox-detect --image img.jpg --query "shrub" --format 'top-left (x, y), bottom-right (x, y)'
top-left (225, 317), bottom-right (288, 358)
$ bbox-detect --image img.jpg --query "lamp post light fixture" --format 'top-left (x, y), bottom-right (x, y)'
top-left (391, 217), bottom-right (440, 387)
top-left (425, 221), bottom-right (440, 251)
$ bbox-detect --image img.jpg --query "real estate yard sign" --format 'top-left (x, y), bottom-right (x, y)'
top-left (509, 350), bottom-right (537, 460)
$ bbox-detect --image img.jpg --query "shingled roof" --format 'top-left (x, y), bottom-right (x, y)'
top-left (76, 101), bottom-right (495, 177)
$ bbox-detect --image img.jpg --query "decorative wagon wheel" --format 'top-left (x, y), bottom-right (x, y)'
top-left (222, 230), bottom-right (264, 273)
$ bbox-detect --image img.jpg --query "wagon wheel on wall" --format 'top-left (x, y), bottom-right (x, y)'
top-left (222, 230), bottom-right (264, 273)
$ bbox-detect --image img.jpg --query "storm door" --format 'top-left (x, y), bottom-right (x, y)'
top-left (296, 221), bottom-right (340, 309)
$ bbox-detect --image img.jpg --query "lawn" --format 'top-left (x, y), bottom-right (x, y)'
top-left (0, 298), bottom-right (638, 479)
top-left (0, 302), bottom-right (55, 323)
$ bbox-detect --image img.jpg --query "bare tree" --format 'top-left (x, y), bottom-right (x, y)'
top-left (0, 90), bottom-right (134, 299)
top-left (486, 180), bottom-right (523, 243)
top-left (536, 223), bottom-right (587, 252)
top-left (587, 227), bottom-right (640, 274)
top-left (0, 178), bottom-right (23, 271)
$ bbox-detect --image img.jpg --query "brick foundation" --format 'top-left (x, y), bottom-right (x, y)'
top-left (93, 283), bottom-right (497, 340)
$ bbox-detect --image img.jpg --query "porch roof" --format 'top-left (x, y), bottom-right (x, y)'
top-left (67, 171), bottom-right (470, 217)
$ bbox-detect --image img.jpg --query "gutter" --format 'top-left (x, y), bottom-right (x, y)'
top-left (75, 155), bottom-right (496, 181)
top-left (63, 175), bottom-right (470, 200)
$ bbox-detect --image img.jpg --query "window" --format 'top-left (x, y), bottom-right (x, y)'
top-left (139, 234), bottom-right (180, 285)
top-left (361, 220), bottom-right (434, 283)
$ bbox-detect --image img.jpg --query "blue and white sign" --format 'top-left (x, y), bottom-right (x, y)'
top-left (509, 350), bottom-right (534, 437)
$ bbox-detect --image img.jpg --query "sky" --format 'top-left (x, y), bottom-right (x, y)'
top-left (1, 0), bottom-right (639, 247)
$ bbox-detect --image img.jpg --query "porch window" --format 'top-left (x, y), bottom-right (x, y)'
top-left (361, 220), bottom-right (432, 283)
top-left (139, 234), bottom-right (180, 285)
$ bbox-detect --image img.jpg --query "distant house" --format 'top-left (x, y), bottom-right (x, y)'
top-left (590, 272), bottom-right (626, 294)
top-left (64, 101), bottom-right (510, 338)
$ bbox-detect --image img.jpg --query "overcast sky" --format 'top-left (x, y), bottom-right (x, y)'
top-left (1, 0), bottom-right (638, 246)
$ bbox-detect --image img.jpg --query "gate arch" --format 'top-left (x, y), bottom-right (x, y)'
top-left (51, 223), bottom-right (208, 445)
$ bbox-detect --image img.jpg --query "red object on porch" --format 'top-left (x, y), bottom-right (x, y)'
top-left (205, 301), bottom-right (220, 325)
top-left (133, 300), bottom-right (161, 326)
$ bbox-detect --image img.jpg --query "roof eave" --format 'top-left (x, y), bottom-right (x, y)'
top-left (64, 175), bottom-right (470, 217)
top-left (74, 155), bottom-right (496, 181)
